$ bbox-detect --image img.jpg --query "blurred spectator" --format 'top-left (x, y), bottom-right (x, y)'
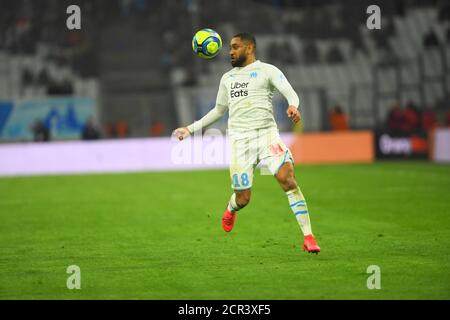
top-left (326, 45), bottom-right (344, 64)
top-left (402, 102), bottom-right (420, 133)
top-left (303, 41), bottom-right (320, 64)
top-left (105, 122), bottom-right (117, 138)
top-left (67, 31), bottom-right (83, 48)
top-left (150, 120), bottom-right (164, 137)
top-left (160, 53), bottom-right (173, 71)
top-left (329, 105), bottom-right (348, 131)
top-left (439, 2), bottom-right (450, 21)
top-left (447, 111), bottom-right (450, 127)
top-left (421, 107), bottom-right (437, 132)
top-left (21, 68), bottom-right (34, 86)
top-left (280, 41), bottom-right (296, 65)
top-left (387, 103), bottom-right (404, 134)
top-left (183, 66), bottom-right (197, 87)
top-left (31, 119), bottom-right (50, 142)
top-left (81, 118), bottom-right (101, 140)
top-left (372, 18), bottom-right (395, 51)
top-left (47, 78), bottom-right (74, 95)
top-left (349, 33), bottom-right (367, 57)
top-left (423, 29), bottom-right (440, 48)
top-left (37, 68), bottom-right (51, 87)
top-left (267, 41), bottom-right (281, 63)
top-left (378, 47), bottom-right (397, 67)
top-left (116, 120), bottom-right (129, 138)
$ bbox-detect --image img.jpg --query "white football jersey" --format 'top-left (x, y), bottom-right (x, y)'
top-left (187, 60), bottom-right (299, 134)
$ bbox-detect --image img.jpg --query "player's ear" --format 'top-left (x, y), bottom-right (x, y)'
top-left (246, 43), bottom-right (253, 54)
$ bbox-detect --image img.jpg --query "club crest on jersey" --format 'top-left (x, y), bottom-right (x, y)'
top-left (250, 71), bottom-right (257, 78)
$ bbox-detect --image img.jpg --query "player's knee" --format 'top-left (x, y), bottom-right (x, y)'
top-left (236, 190), bottom-right (251, 207)
top-left (276, 162), bottom-right (298, 191)
top-left (281, 176), bottom-right (297, 192)
top-left (286, 178), bottom-right (298, 191)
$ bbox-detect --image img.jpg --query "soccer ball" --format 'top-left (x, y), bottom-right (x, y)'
top-left (192, 28), bottom-right (222, 59)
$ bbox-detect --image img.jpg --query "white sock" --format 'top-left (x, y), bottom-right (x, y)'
top-left (286, 186), bottom-right (312, 236)
top-left (227, 193), bottom-right (241, 213)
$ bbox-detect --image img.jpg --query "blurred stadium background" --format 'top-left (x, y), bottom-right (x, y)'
top-left (0, 0), bottom-right (448, 138)
top-left (0, 0), bottom-right (450, 299)
top-left (0, 0), bottom-right (449, 173)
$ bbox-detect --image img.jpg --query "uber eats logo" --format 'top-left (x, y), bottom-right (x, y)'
top-left (230, 82), bottom-right (249, 98)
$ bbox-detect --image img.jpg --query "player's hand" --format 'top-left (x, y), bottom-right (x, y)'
top-left (173, 127), bottom-right (191, 141)
top-left (286, 106), bottom-right (301, 124)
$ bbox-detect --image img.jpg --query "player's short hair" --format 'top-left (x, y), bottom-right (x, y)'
top-left (233, 32), bottom-right (256, 49)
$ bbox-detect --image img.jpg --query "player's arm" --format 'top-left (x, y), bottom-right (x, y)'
top-left (268, 65), bottom-right (301, 124)
top-left (174, 76), bottom-right (229, 141)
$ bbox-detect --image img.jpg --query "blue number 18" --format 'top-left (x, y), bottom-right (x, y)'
top-left (233, 173), bottom-right (249, 188)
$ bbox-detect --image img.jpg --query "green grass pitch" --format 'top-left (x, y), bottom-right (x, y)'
top-left (0, 161), bottom-right (449, 299)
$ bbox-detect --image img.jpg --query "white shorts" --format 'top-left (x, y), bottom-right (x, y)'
top-left (229, 127), bottom-right (294, 191)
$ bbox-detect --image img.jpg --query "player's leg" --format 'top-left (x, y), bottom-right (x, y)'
top-left (275, 161), bottom-right (311, 235)
top-left (222, 133), bottom-right (256, 232)
top-left (227, 188), bottom-right (251, 212)
top-left (261, 128), bottom-right (320, 253)
top-left (223, 188), bottom-right (251, 232)
top-left (275, 161), bottom-right (320, 253)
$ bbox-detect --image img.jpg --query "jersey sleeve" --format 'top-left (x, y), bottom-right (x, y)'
top-left (187, 75), bottom-right (229, 133)
top-left (267, 65), bottom-right (300, 108)
top-left (215, 74), bottom-right (229, 107)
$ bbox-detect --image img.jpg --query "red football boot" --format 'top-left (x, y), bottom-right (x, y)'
top-left (303, 234), bottom-right (320, 254)
top-left (222, 208), bottom-right (236, 232)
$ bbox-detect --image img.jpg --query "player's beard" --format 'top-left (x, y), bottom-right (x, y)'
top-left (231, 52), bottom-right (247, 67)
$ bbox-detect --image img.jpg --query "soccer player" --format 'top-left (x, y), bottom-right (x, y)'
top-left (174, 33), bottom-right (320, 253)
